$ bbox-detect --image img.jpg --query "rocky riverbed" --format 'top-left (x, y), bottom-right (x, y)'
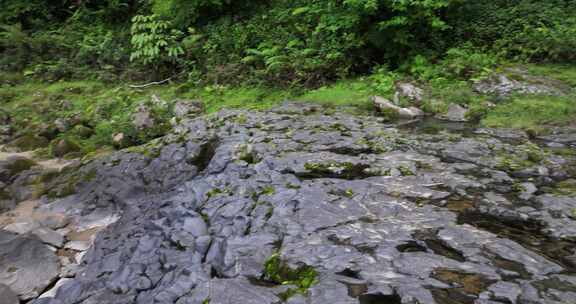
top-left (1, 103), bottom-right (576, 304)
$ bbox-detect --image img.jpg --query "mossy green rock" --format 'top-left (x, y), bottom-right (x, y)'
top-left (7, 135), bottom-right (50, 151)
top-left (50, 138), bottom-right (81, 158)
top-left (0, 156), bottom-right (37, 183)
top-left (71, 125), bottom-right (94, 138)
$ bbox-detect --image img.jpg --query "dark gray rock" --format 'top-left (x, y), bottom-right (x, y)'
top-left (22, 107), bottom-right (576, 304)
top-left (0, 231), bottom-right (60, 300)
top-left (0, 284), bottom-right (19, 304)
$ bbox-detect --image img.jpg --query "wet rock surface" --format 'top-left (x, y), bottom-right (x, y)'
top-left (1, 102), bottom-right (576, 303)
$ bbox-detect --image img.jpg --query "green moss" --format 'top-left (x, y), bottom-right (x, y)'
top-left (125, 141), bottom-right (163, 159)
top-left (237, 144), bottom-right (257, 164)
top-left (5, 158), bottom-right (37, 176)
top-left (397, 165), bottom-right (415, 176)
top-left (261, 185), bottom-right (275, 196)
top-left (522, 143), bottom-right (546, 163)
top-left (262, 253), bottom-right (318, 300)
top-left (7, 135), bottom-right (49, 151)
top-left (82, 169), bottom-right (97, 182)
top-left (554, 179), bottom-right (576, 196)
top-left (0, 188), bottom-right (12, 201)
top-left (206, 187), bottom-right (234, 199)
top-left (495, 150), bottom-right (536, 172)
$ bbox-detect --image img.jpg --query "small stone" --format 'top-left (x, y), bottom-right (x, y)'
top-left (112, 133), bottom-right (127, 148)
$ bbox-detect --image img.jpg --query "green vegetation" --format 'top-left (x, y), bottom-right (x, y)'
top-left (262, 253), bottom-right (318, 301)
top-left (483, 95), bottom-right (576, 130)
top-left (1, 0), bottom-right (576, 156)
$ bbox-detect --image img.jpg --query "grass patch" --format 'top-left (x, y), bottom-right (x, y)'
top-left (298, 79), bottom-right (373, 112)
top-left (482, 94), bottom-right (576, 130)
top-left (189, 86), bottom-right (291, 113)
top-left (525, 64), bottom-right (576, 88)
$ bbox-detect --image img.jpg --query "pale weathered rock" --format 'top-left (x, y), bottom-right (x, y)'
top-left (112, 132), bottom-right (126, 147)
top-left (64, 240), bottom-right (90, 251)
top-left (132, 104), bottom-right (154, 130)
top-left (373, 96), bottom-right (424, 119)
top-left (473, 70), bottom-right (566, 98)
top-left (173, 99), bottom-right (204, 119)
top-left (395, 82), bottom-right (424, 103)
top-left (440, 103), bottom-right (469, 122)
top-left (38, 278), bottom-right (72, 299)
top-left (3, 220), bottom-right (40, 234)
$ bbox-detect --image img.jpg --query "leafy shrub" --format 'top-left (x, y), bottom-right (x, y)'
top-left (451, 0), bottom-right (576, 63)
top-left (440, 45), bottom-right (499, 80)
top-left (130, 15), bottom-right (184, 66)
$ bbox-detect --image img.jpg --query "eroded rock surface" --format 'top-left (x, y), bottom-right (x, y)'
top-left (0, 231), bottom-right (60, 300)
top-left (2, 103), bottom-right (573, 304)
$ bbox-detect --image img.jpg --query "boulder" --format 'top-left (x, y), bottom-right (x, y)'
top-left (70, 125), bottom-right (94, 139)
top-left (439, 104), bottom-right (469, 122)
top-left (0, 231), bottom-right (60, 300)
top-left (394, 82), bottom-right (424, 104)
top-left (132, 104), bottom-right (155, 130)
top-left (372, 96), bottom-right (424, 119)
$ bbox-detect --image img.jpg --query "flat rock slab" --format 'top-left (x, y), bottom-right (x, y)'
top-left (0, 231), bottom-right (60, 300)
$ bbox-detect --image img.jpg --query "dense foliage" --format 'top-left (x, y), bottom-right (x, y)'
top-left (1, 0), bottom-right (575, 85)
